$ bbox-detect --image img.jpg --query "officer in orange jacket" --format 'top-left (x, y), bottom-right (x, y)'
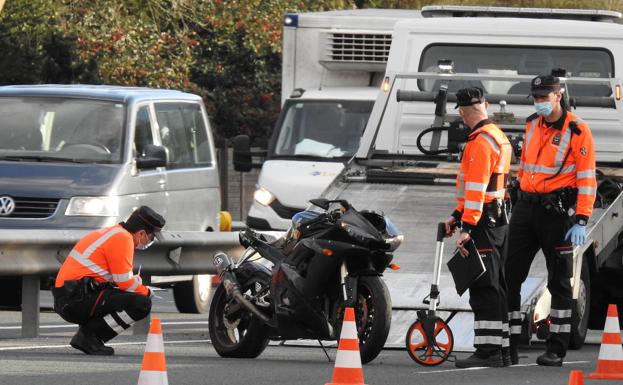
top-left (443, 87), bottom-right (512, 368)
top-left (506, 74), bottom-right (596, 367)
top-left (53, 206), bottom-right (165, 355)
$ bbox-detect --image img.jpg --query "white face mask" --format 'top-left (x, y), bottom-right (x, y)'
top-left (136, 231), bottom-right (155, 250)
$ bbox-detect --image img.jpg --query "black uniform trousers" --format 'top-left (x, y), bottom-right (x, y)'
top-left (506, 199), bottom-right (574, 357)
top-left (469, 221), bottom-right (509, 354)
top-left (54, 284), bottom-right (151, 342)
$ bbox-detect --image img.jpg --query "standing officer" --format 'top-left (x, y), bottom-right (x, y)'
top-left (506, 74), bottom-right (597, 366)
top-left (443, 87), bottom-right (513, 368)
top-left (53, 206), bottom-right (166, 355)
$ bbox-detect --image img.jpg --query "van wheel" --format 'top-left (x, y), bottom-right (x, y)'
top-left (173, 274), bottom-right (215, 314)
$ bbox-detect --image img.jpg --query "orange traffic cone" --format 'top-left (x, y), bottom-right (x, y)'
top-left (586, 304), bottom-right (623, 380)
top-left (137, 317), bottom-right (169, 385)
top-left (567, 370), bottom-right (584, 385)
top-left (326, 307), bottom-right (367, 385)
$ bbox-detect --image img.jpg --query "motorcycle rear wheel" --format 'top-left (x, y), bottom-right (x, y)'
top-left (208, 283), bottom-right (269, 358)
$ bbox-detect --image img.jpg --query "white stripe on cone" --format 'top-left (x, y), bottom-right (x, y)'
top-left (604, 317), bottom-right (620, 332)
top-left (340, 321), bottom-right (358, 339)
top-left (137, 370), bottom-right (169, 385)
top-left (598, 344), bottom-right (623, 361)
top-left (145, 334), bottom-right (164, 353)
top-left (334, 350), bottom-right (363, 369)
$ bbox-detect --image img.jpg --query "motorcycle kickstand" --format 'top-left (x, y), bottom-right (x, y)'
top-left (318, 340), bottom-right (332, 362)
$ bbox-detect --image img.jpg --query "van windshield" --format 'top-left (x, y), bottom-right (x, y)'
top-left (419, 45), bottom-right (614, 97)
top-left (0, 97), bottom-right (125, 163)
top-left (271, 100), bottom-right (373, 160)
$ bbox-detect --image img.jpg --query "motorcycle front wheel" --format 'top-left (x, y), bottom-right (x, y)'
top-left (208, 283), bottom-right (269, 358)
top-left (348, 275), bottom-right (392, 364)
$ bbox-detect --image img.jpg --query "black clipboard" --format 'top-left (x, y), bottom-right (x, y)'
top-left (446, 240), bottom-right (486, 296)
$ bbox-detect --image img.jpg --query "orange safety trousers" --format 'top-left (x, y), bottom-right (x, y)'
top-left (55, 224), bottom-right (149, 297)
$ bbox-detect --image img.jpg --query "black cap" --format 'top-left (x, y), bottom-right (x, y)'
top-left (123, 206), bottom-right (165, 240)
top-left (531, 75), bottom-right (561, 97)
top-left (454, 87), bottom-right (485, 109)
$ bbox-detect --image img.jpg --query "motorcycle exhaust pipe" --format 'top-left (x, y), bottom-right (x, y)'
top-left (212, 252), bottom-right (270, 324)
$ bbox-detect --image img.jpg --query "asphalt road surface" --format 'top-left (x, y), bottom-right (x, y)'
top-left (0, 290), bottom-right (611, 385)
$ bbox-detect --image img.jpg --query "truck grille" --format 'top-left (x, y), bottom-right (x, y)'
top-left (325, 32), bottom-right (392, 63)
top-left (0, 197), bottom-right (60, 219)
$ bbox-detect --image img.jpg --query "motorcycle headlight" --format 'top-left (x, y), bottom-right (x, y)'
top-left (253, 187), bottom-right (275, 206)
top-left (385, 234), bottom-right (404, 252)
top-left (65, 196), bottom-right (119, 216)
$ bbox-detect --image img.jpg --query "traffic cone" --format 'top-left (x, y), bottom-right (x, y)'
top-left (137, 317), bottom-right (169, 385)
top-left (586, 304), bottom-right (623, 380)
top-left (567, 370), bottom-right (584, 385)
top-left (326, 307), bottom-right (367, 385)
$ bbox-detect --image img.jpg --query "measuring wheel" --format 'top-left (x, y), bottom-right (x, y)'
top-left (406, 315), bottom-right (454, 366)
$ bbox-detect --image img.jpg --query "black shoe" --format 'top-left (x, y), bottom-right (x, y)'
top-left (70, 328), bottom-right (114, 356)
top-left (536, 351), bottom-right (562, 367)
top-left (455, 351), bottom-right (503, 368)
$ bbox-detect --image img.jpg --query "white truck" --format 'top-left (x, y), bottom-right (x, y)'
top-left (233, 9), bottom-right (421, 231)
top-left (319, 6), bottom-right (623, 350)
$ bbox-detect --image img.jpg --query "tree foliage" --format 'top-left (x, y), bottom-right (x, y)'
top-left (0, 0), bottom-right (622, 142)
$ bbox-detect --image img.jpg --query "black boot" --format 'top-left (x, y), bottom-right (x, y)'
top-left (536, 351), bottom-right (563, 367)
top-left (70, 327), bottom-right (114, 356)
top-left (455, 350), bottom-right (503, 368)
top-left (509, 347), bottom-right (519, 365)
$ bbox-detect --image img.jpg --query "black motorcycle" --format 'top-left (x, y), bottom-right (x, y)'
top-left (208, 198), bottom-right (403, 364)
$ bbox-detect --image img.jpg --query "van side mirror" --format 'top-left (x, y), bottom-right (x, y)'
top-left (232, 135), bottom-right (252, 172)
top-left (136, 144), bottom-right (168, 169)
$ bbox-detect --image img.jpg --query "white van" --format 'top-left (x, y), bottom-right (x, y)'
top-left (0, 85), bottom-right (222, 313)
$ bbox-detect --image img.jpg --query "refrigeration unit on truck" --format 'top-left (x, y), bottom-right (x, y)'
top-left (232, 9), bottom-right (421, 231)
top-left (318, 6), bottom-right (623, 350)
top-left (0, 85), bottom-right (224, 314)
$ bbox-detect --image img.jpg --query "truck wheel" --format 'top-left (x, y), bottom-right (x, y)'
top-left (173, 274), bottom-right (214, 314)
top-left (0, 276), bottom-right (22, 307)
top-left (569, 259), bottom-right (590, 349)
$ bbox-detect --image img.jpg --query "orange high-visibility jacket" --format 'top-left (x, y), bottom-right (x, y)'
top-left (518, 111), bottom-right (596, 219)
top-left (455, 121), bottom-right (512, 228)
top-left (55, 224), bottom-right (149, 297)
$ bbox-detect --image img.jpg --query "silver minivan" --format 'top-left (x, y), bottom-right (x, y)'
top-left (0, 85), bottom-right (221, 313)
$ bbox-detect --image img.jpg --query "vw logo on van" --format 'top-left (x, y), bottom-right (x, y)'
top-left (0, 196), bottom-right (15, 216)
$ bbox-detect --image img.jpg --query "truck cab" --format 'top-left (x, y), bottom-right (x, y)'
top-left (241, 9), bottom-right (421, 230)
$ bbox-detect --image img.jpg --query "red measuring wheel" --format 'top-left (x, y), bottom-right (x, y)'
top-left (405, 316), bottom-right (454, 366)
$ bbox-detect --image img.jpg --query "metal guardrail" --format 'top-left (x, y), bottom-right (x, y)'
top-left (0, 230), bottom-right (245, 337)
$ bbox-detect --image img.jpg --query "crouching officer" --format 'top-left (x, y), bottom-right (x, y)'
top-left (506, 74), bottom-right (596, 366)
top-left (443, 87), bottom-right (513, 368)
top-left (52, 206), bottom-right (165, 355)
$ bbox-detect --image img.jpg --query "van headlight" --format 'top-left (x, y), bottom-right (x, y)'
top-left (253, 187), bottom-right (275, 206)
top-left (65, 196), bottom-right (119, 216)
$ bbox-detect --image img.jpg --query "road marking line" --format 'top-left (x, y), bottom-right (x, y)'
top-left (0, 320), bottom-right (209, 330)
top-left (415, 361), bottom-right (590, 374)
top-left (0, 339), bottom-right (211, 351)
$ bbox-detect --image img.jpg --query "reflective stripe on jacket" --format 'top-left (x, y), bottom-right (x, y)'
top-left (518, 111), bottom-right (596, 218)
top-left (55, 224), bottom-right (149, 297)
top-left (455, 123), bottom-right (512, 227)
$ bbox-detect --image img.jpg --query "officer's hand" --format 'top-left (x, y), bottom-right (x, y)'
top-left (565, 224), bottom-right (587, 246)
top-left (134, 274), bottom-right (142, 285)
top-left (456, 232), bottom-right (471, 257)
top-left (443, 216), bottom-right (458, 237)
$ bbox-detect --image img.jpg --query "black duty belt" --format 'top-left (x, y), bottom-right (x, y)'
top-left (517, 190), bottom-right (556, 204)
